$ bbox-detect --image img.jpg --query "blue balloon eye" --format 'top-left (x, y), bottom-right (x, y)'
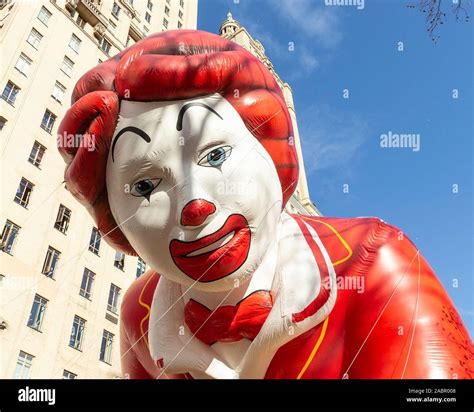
top-left (207, 147), bottom-right (226, 166)
top-left (198, 145), bottom-right (232, 167)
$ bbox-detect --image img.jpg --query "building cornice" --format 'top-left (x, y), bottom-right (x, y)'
top-left (50, 0), bottom-right (127, 55)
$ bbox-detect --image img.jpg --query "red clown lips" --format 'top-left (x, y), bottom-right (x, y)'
top-left (169, 214), bottom-right (251, 282)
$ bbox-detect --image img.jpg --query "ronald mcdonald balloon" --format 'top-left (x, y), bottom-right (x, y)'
top-left (57, 30), bottom-right (473, 379)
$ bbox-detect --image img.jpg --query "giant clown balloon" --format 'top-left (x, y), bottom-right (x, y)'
top-left (57, 30), bottom-right (473, 379)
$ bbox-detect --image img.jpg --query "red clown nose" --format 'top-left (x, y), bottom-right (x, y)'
top-left (180, 199), bottom-right (217, 227)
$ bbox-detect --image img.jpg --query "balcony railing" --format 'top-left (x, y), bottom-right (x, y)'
top-left (66, 0), bottom-right (107, 27)
top-left (0, 0), bottom-right (13, 11)
top-left (119, 0), bottom-right (136, 18)
top-left (128, 20), bottom-right (144, 42)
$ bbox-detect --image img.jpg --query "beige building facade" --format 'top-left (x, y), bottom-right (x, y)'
top-left (0, 0), bottom-right (197, 379)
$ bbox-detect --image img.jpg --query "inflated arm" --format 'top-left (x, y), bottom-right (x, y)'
top-left (342, 232), bottom-right (473, 379)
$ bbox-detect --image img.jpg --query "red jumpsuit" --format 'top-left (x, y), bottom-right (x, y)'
top-left (120, 216), bottom-right (473, 379)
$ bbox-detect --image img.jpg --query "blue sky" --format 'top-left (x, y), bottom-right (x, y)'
top-left (198, 0), bottom-right (473, 335)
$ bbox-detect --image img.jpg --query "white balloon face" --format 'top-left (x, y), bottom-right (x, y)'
top-left (106, 94), bottom-right (283, 291)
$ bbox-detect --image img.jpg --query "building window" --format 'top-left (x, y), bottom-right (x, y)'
top-left (99, 330), bottom-right (114, 364)
top-left (180, 0), bottom-right (184, 6)
top-left (40, 109), bottom-right (56, 133)
top-left (178, 21), bottom-right (182, 29)
top-left (27, 294), bottom-right (48, 331)
top-left (147, 0), bottom-right (153, 11)
top-left (179, 10), bottom-right (183, 19)
top-left (63, 370), bottom-right (77, 379)
top-left (37, 6), bottom-right (52, 26)
top-left (51, 81), bottom-right (66, 103)
top-left (54, 204), bottom-right (71, 234)
top-left (27, 28), bottom-right (43, 49)
top-left (42, 246), bottom-right (60, 278)
top-left (69, 315), bottom-right (86, 350)
top-left (14, 177), bottom-right (34, 208)
top-left (69, 34), bottom-right (81, 53)
top-left (1, 220), bottom-right (20, 254)
top-left (1, 81), bottom-right (20, 105)
top-left (111, 2), bottom-right (120, 18)
top-left (108, 19), bottom-right (117, 33)
top-left (28, 141), bottom-right (46, 168)
top-left (60, 56), bottom-right (74, 77)
top-left (114, 251), bottom-right (125, 271)
top-left (99, 37), bottom-right (111, 55)
top-left (13, 351), bottom-right (34, 379)
top-left (75, 14), bottom-right (86, 28)
top-left (136, 257), bottom-right (146, 278)
top-left (15, 53), bottom-right (32, 76)
top-left (164, 6), bottom-right (170, 16)
top-left (0, 117), bottom-right (6, 131)
top-left (107, 284), bottom-right (121, 314)
top-left (163, 18), bottom-right (168, 29)
top-left (79, 268), bottom-right (95, 300)
top-left (145, 12), bottom-right (151, 23)
top-left (88, 227), bottom-right (101, 255)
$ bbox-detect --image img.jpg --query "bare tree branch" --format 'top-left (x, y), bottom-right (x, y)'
top-left (407, 0), bottom-right (471, 42)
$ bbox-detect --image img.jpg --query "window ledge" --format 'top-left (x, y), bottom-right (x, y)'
top-left (14, 68), bottom-right (28, 77)
top-left (51, 96), bottom-right (63, 105)
top-left (54, 227), bottom-right (68, 236)
top-left (99, 359), bottom-right (112, 366)
top-left (0, 97), bottom-right (16, 107)
top-left (40, 126), bottom-right (53, 135)
top-left (13, 200), bottom-right (29, 209)
top-left (79, 294), bottom-right (92, 301)
top-left (28, 161), bottom-right (42, 169)
top-left (27, 325), bottom-right (42, 333)
top-left (37, 18), bottom-right (49, 28)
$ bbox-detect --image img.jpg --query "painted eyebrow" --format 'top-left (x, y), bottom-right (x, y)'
top-left (111, 126), bottom-right (151, 162)
top-left (176, 103), bottom-right (223, 131)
